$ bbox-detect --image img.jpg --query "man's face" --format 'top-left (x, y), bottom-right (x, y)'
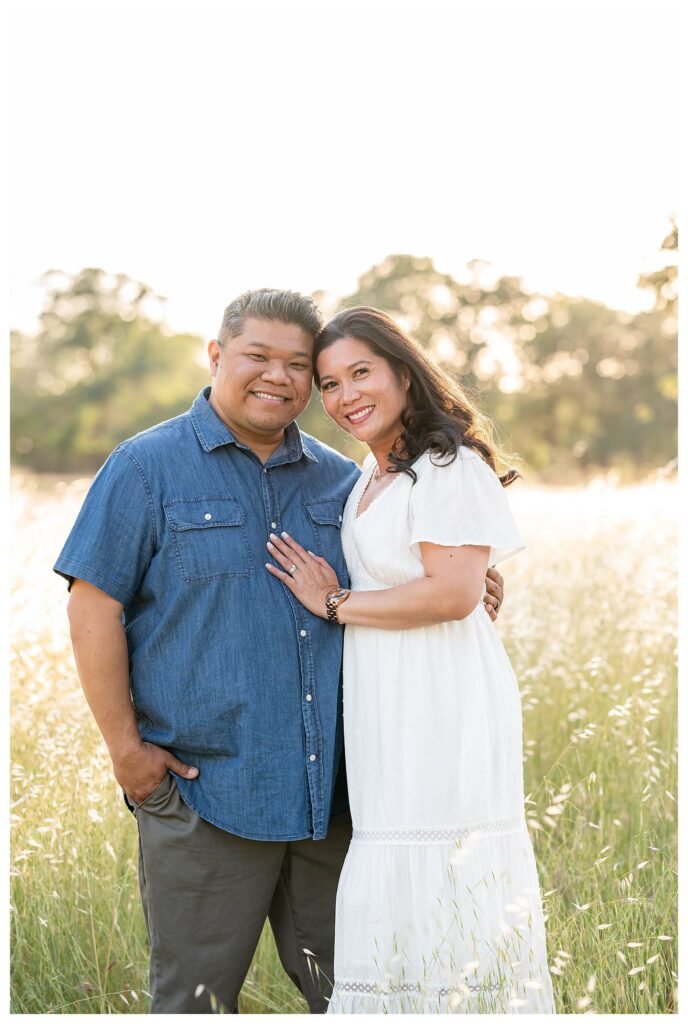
top-left (208, 318), bottom-right (314, 447)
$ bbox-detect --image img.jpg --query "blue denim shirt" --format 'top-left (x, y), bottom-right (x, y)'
top-left (54, 388), bottom-right (361, 840)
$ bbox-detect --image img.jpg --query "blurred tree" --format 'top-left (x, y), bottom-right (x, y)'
top-left (314, 254), bottom-right (535, 394)
top-left (11, 269), bottom-right (208, 471)
top-left (11, 238), bottom-right (678, 479)
top-left (496, 295), bottom-right (677, 475)
top-left (330, 245), bottom-right (677, 480)
top-left (637, 219), bottom-right (678, 312)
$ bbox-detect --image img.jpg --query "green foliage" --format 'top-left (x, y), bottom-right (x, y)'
top-left (10, 236), bottom-right (678, 477)
top-left (332, 244), bottom-right (677, 480)
top-left (11, 269), bottom-right (208, 472)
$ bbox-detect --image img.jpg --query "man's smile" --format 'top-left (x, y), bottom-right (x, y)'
top-left (251, 390), bottom-right (291, 403)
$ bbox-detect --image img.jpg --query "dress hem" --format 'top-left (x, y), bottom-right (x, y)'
top-left (328, 975), bottom-right (556, 1014)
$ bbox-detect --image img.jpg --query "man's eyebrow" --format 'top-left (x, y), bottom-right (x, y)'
top-left (244, 341), bottom-right (312, 359)
top-left (319, 359), bottom-right (373, 382)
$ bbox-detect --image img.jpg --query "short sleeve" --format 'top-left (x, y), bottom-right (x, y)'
top-left (409, 450), bottom-right (525, 566)
top-left (53, 446), bottom-right (157, 605)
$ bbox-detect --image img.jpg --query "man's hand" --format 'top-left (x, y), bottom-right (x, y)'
top-left (67, 580), bottom-right (199, 805)
top-left (482, 566), bottom-right (504, 622)
top-left (112, 739), bottom-right (199, 806)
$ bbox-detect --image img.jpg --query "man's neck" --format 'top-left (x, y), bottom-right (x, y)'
top-left (207, 391), bottom-right (287, 465)
top-left (250, 437), bottom-right (286, 465)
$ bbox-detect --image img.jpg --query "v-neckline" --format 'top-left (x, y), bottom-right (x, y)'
top-left (354, 459), bottom-right (402, 521)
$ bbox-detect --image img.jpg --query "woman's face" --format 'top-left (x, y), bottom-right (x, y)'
top-left (317, 336), bottom-right (410, 448)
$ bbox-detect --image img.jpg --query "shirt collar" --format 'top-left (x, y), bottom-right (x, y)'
top-left (190, 387), bottom-right (319, 464)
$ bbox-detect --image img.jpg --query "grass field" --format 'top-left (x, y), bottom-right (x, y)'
top-left (10, 470), bottom-right (678, 1014)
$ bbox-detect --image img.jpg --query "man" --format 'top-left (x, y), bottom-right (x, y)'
top-left (54, 288), bottom-right (505, 1013)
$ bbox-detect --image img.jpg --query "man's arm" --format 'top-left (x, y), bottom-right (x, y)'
top-left (67, 579), bottom-right (198, 804)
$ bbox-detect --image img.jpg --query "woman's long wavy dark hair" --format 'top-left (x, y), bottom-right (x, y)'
top-left (314, 306), bottom-right (520, 487)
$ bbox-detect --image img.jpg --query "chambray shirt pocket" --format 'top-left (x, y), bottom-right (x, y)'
top-left (163, 496), bottom-right (254, 583)
top-left (305, 499), bottom-right (347, 587)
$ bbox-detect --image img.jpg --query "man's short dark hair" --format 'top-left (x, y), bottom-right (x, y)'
top-left (218, 289), bottom-right (323, 346)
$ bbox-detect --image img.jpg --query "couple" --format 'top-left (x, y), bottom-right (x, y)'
top-left (55, 289), bottom-right (555, 1014)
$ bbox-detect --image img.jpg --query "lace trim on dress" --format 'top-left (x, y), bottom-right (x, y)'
top-left (351, 816), bottom-right (526, 844)
top-left (331, 971), bottom-right (550, 1003)
top-left (334, 979), bottom-right (509, 996)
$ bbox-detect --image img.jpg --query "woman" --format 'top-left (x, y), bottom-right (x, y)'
top-left (265, 307), bottom-right (555, 1014)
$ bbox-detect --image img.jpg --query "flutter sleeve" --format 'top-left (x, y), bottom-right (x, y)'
top-left (409, 449), bottom-right (525, 566)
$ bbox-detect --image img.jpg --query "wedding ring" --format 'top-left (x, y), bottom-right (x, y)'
top-left (288, 563), bottom-right (297, 577)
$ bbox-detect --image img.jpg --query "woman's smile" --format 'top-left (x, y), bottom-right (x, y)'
top-left (345, 404), bottom-right (375, 424)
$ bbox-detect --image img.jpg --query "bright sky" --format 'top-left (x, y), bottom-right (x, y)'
top-left (8, 0), bottom-right (677, 340)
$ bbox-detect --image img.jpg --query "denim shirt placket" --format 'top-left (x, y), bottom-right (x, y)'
top-left (260, 444), bottom-right (325, 838)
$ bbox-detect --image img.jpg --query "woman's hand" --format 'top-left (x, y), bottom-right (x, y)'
top-left (266, 532), bottom-right (340, 619)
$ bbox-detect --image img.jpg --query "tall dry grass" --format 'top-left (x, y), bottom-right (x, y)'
top-left (10, 470), bottom-right (677, 1013)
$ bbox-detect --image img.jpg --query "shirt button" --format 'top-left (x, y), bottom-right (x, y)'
top-left (339, 514), bottom-right (343, 522)
top-left (271, 521), bottom-right (277, 529)
top-left (309, 754), bottom-right (317, 762)
top-left (305, 694), bottom-right (312, 702)
top-left (300, 629), bottom-right (307, 637)
top-left (204, 513), bottom-right (212, 521)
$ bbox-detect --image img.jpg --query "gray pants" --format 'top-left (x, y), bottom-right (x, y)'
top-left (133, 773), bottom-right (351, 1014)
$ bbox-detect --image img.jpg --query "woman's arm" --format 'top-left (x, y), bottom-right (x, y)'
top-left (266, 532), bottom-right (490, 630)
top-left (338, 542), bottom-right (489, 628)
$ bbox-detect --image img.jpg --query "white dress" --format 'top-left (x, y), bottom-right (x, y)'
top-left (327, 448), bottom-right (555, 1014)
